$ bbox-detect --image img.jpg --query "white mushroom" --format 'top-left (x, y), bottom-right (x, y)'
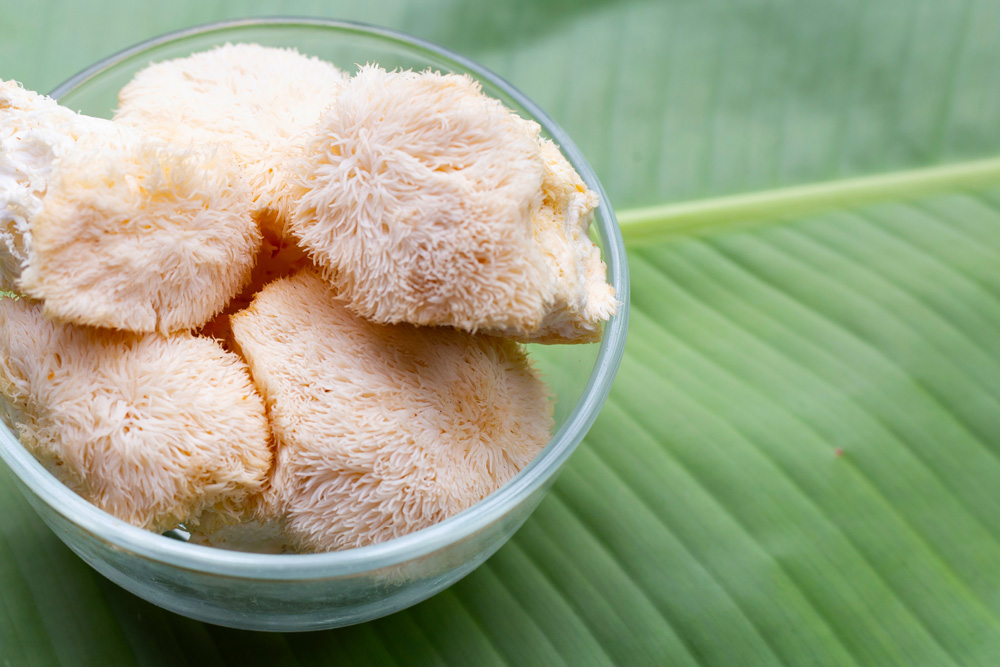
top-left (0, 296), bottom-right (272, 532)
top-left (0, 80), bottom-right (114, 290)
top-left (19, 138), bottom-right (259, 333)
top-left (114, 43), bottom-right (347, 236)
top-left (518, 139), bottom-right (619, 342)
top-left (230, 269), bottom-right (553, 551)
top-left (287, 65), bottom-right (618, 343)
top-left (0, 79), bottom-right (261, 333)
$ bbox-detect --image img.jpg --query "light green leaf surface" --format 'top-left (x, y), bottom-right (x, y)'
top-left (3, 0), bottom-right (1000, 664)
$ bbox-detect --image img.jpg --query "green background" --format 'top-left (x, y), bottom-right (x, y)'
top-left (6, 1), bottom-right (1000, 664)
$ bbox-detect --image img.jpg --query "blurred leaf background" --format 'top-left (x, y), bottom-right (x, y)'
top-left (4, 0), bottom-right (1000, 664)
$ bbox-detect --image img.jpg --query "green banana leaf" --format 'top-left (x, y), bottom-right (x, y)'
top-left (4, 0), bottom-right (1000, 664)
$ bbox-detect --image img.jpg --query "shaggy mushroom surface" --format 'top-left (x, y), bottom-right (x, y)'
top-left (0, 80), bottom-right (114, 290)
top-left (19, 140), bottom-right (259, 333)
top-left (1, 80), bottom-right (261, 333)
top-left (287, 65), bottom-right (618, 343)
top-left (0, 297), bottom-right (272, 531)
top-left (0, 47), bottom-right (615, 549)
top-left (115, 43), bottom-right (347, 235)
top-left (230, 269), bottom-right (553, 551)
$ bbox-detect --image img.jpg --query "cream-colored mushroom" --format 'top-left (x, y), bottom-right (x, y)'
top-left (0, 79), bottom-right (261, 333)
top-left (230, 269), bottom-right (553, 551)
top-left (515, 139), bottom-right (619, 343)
top-left (0, 296), bottom-right (272, 532)
top-left (0, 80), bottom-right (115, 290)
top-left (19, 138), bottom-right (260, 334)
top-left (114, 43), bottom-right (347, 235)
top-left (287, 65), bottom-right (618, 344)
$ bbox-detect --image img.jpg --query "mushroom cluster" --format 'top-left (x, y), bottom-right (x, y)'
top-left (0, 44), bottom-right (617, 551)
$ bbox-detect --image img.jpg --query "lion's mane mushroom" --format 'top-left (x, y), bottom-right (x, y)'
top-left (521, 139), bottom-right (619, 342)
top-left (230, 269), bottom-right (553, 551)
top-left (1, 80), bottom-right (261, 333)
top-left (0, 296), bottom-right (272, 532)
top-left (19, 139), bottom-right (260, 334)
top-left (114, 43), bottom-right (347, 235)
top-left (287, 65), bottom-right (618, 344)
top-left (0, 80), bottom-right (115, 290)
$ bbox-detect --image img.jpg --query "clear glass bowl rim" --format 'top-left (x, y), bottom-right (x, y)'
top-left (0, 16), bottom-right (630, 581)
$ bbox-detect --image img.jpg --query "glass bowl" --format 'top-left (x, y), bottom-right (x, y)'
top-left (0, 17), bottom-right (629, 631)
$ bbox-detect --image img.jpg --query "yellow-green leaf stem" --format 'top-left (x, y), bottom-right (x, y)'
top-left (618, 157), bottom-right (1000, 245)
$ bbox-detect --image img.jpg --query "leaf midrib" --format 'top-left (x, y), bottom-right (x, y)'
top-left (616, 156), bottom-right (1000, 243)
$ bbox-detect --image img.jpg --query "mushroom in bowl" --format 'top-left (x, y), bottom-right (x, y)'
top-left (0, 18), bottom-right (628, 631)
